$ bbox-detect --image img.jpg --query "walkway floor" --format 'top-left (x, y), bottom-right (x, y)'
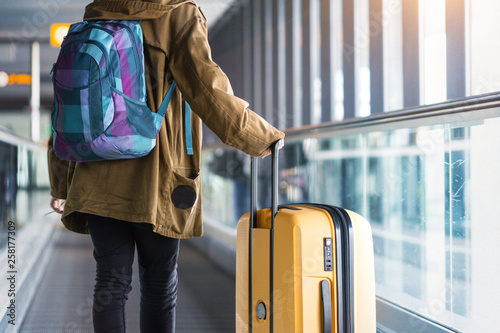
top-left (19, 226), bottom-right (235, 333)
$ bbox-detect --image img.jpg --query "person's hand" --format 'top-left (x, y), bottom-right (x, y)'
top-left (50, 197), bottom-right (65, 214)
top-left (263, 139), bottom-right (284, 158)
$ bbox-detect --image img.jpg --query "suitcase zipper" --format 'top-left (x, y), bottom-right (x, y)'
top-left (293, 203), bottom-right (354, 333)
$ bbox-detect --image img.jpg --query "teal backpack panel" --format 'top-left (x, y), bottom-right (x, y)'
top-left (51, 20), bottom-right (193, 162)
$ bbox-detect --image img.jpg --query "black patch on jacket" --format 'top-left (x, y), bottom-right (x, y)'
top-left (171, 185), bottom-right (197, 209)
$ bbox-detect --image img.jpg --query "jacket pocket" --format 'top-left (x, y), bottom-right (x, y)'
top-left (170, 170), bottom-right (200, 210)
top-left (167, 168), bottom-right (202, 235)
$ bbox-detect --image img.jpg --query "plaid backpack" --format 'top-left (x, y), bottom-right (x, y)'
top-left (50, 20), bottom-right (193, 162)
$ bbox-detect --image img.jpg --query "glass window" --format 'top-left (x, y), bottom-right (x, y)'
top-left (332, 0), bottom-right (344, 121)
top-left (354, 0), bottom-right (371, 117)
top-left (0, 134), bottom-right (50, 248)
top-left (421, 0), bottom-right (447, 104)
top-left (310, 0), bottom-right (322, 125)
top-left (467, 0), bottom-right (500, 95)
top-left (383, 0), bottom-right (403, 111)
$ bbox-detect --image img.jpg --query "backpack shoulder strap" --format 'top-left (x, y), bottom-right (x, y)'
top-left (157, 81), bottom-right (177, 117)
top-left (185, 101), bottom-right (193, 155)
top-left (156, 80), bottom-right (194, 155)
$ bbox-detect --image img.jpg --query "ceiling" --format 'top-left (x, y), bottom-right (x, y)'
top-left (0, 0), bottom-right (235, 111)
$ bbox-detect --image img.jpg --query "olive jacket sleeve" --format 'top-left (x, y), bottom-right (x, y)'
top-left (167, 7), bottom-right (285, 157)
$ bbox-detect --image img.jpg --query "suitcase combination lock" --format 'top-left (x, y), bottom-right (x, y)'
top-left (324, 238), bottom-right (333, 271)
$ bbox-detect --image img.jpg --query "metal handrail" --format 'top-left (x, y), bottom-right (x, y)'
top-left (203, 90), bottom-right (500, 149)
top-left (0, 125), bottom-right (46, 149)
top-left (0, 37), bottom-right (50, 44)
top-left (286, 90), bottom-right (500, 136)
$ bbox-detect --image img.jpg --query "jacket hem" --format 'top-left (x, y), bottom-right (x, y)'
top-left (50, 191), bottom-right (67, 200)
top-left (60, 208), bottom-right (203, 239)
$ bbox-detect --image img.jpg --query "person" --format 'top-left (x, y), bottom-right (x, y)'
top-left (47, 1), bottom-right (285, 332)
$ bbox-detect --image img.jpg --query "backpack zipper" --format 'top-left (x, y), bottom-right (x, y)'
top-left (66, 23), bottom-right (114, 38)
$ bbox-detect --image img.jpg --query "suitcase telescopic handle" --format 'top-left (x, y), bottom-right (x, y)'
top-left (250, 139), bottom-right (281, 229)
top-left (248, 139), bottom-right (281, 333)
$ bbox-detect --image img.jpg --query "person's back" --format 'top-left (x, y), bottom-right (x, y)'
top-left (48, 1), bottom-right (284, 332)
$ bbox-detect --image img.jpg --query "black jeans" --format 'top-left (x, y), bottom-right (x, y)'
top-left (86, 213), bottom-right (180, 333)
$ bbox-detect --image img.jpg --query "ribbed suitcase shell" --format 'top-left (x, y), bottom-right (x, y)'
top-left (235, 204), bottom-right (376, 333)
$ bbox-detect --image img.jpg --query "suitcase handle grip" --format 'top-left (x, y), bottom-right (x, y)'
top-left (321, 280), bottom-right (332, 333)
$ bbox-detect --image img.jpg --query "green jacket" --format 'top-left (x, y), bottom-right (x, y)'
top-left (47, 0), bottom-right (285, 238)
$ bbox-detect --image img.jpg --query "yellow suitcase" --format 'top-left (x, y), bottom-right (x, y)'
top-left (235, 142), bottom-right (376, 332)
